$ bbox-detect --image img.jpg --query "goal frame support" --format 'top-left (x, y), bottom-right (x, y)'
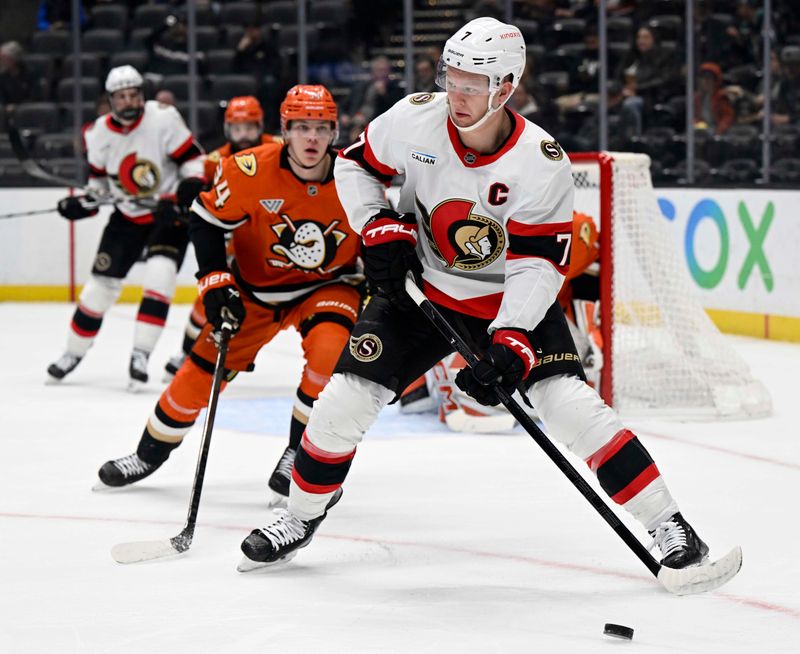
top-left (568, 151), bottom-right (615, 407)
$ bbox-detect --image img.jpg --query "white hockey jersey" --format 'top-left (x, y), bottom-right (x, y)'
top-left (334, 92), bottom-right (574, 333)
top-left (84, 101), bottom-right (205, 223)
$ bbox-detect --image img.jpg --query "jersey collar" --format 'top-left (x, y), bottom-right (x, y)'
top-left (106, 112), bottom-right (144, 134)
top-left (446, 108), bottom-right (524, 167)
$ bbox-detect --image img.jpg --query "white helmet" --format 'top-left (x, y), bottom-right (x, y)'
top-left (105, 65), bottom-right (144, 94)
top-left (438, 17), bottom-right (526, 132)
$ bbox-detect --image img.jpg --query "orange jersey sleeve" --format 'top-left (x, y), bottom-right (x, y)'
top-left (565, 211), bottom-right (599, 282)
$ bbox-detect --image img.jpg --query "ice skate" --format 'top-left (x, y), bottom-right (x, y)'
top-left (95, 453), bottom-right (162, 489)
top-left (162, 352), bottom-right (186, 383)
top-left (649, 512), bottom-right (709, 569)
top-left (127, 348), bottom-right (150, 392)
top-left (46, 353), bottom-right (82, 383)
top-left (238, 488), bottom-right (342, 572)
top-left (267, 446), bottom-right (296, 508)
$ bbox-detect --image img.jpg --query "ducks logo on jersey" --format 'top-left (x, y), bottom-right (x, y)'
top-left (268, 213), bottom-right (349, 274)
top-left (114, 152), bottom-right (161, 197)
top-left (416, 196), bottom-right (505, 271)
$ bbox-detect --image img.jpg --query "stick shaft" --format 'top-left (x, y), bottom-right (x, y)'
top-left (404, 277), bottom-right (661, 577)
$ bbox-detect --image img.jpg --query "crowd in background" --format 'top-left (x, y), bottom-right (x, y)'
top-left (1, 0), bottom-right (799, 185)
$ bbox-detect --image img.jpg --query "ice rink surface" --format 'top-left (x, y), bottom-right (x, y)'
top-left (1, 303), bottom-right (798, 653)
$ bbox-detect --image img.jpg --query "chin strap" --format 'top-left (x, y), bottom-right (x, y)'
top-left (448, 91), bottom-right (507, 133)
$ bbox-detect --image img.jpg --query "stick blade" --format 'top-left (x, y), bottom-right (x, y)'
top-left (111, 539), bottom-right (183, 564)
top-left (657, 545), bottom-right (742, 595)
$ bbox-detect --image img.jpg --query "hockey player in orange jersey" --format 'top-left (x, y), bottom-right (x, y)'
top-left (162, 96), bottom-right (284, 381)
top-left (97, 86), bottom-right (363, 508)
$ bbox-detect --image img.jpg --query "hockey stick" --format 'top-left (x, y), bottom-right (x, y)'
top-left (0, 207), bottom-right (59, 219)
top-left (404, 275), bottom-right (742, 595)
top-left (7, 123), bottom-right (160, 210)
top-left (7, 123), bottom-right (83, 188)
top-left (111, 324), bottom-right (233, 564)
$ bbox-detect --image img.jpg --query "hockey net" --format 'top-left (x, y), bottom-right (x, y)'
top-left (570, 152), bottom-right (771, 419)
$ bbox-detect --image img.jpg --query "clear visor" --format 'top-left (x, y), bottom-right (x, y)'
top-left (226, 122), bottom-right (261, 141)
top-left (435, 59), bottom-right (491, 96)
top-left (287, 121), bottom-right (335, 139)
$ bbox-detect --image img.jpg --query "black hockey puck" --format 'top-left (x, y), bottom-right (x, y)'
top-left (603, 623), bottom-right (634, 640)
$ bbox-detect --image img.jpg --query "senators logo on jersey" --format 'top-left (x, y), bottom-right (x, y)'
top-left (113, 152), bottom-right (160, 196)
top-left (416, 196), bottom-right (505, 271)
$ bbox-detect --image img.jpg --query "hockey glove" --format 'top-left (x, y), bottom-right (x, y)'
top-left (455, 329), bottom-right (538, 406)
top-left (176, 177), bottom-right (205, 209)
top-left (57, 194), bottom-right (99, 221)
top-left (153, 198), bottom-right (186, 226)
top-left (361, 209), bottom-right (423, 311)
top-left (197, 271), bottom-right (246, 334)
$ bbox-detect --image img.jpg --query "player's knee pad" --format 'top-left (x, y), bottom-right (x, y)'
top-left (305, 372), bottom-right (394, 453)
top-left (299, 321), bottom-right (351, 397)
top-left (141, 254), bottom-right (178, 300)
top-left (78, 274), bottom-right (122, 314)
top-left (528, 374), bottom-right (624, 458)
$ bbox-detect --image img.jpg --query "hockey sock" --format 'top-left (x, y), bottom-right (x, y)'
top-left (289, 389), bottom-right (315, 450)
top-left (585, 429), bottom-right (678, 530)
top-left (67, 305), bottom-right (104, 357)
top-left (133, 290), bottom-right (171, 353)
top-left (137, 428), bottom-right (182, 465)
top-left (290, 431), bottom-right (356, 520)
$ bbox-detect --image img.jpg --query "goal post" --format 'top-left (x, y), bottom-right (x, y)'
top-left (568, 151), bottom-right (771, 419)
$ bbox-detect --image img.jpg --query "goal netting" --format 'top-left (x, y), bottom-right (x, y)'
top-left (570, 152), bottom-right (772, 419)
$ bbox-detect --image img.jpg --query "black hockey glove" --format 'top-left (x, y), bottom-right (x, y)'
top-left (455, 329), bottom-right (538, 406)
top-left (153, 198), bottom-right (186, 226)
top-left (57, 194), bottom-right (99, 221)
top-left (176, 176), bottom-right (205, 209)
top-left (197, 271), bottom-right (246, 334)
top-left (361, 209), bottom-right (423, 311)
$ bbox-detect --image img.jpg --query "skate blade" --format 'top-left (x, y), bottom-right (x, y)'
top-left (44, 375), bottom-right (63, 386)
top-left (236, 550), bottom-right (298, 573)
top-left (266, 489), bottom-right (288, 509)
top-left (161, 372), bottom-right (176, 384)
top-left (658, 546), bottom-right (743, 595)
top-left (127, 379), bottom-right (147, 393)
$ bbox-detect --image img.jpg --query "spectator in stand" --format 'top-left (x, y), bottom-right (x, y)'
top-left (414, 55), bottom-right (437, 94)
top-left (616, 26), bottom-right (677, 134)
top-left (771, 46), bottom-right (800, 125)
top-left (728, 49), bottom-right (782, 125)
top-left (234, 25), bottom-right (278, 77)
top-left (155, 89), bottom-right (177, 106)
top-left (146, 12), bottom-right (205, 77)
top-left (725, 0), bottom-right (762, 67)
top-left (347, 55), bottom-right (404, 123)
top-left (0, 41), bottom-right (32, 112)
top-left (36, 0), bottom-right (86, 31)
top-left (694, 63), bottom-right (734, 135)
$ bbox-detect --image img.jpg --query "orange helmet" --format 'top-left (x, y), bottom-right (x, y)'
top-left (224, 96), bottom-right (264, 125)
top-left (280, 85), bottom-right (338, 133)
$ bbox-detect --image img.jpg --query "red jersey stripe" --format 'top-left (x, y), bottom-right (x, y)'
top-left (422, 280), bottom-right (502, 320)
top-left (507, 219), bottom-right (573, 237)
top-left (363, 125), bottom-right (400, 178)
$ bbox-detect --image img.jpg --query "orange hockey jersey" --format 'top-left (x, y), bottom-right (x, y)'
top-left (203, 134), bottom-right (283, 180)
top-left (193, 143), bottom-right (362, 305)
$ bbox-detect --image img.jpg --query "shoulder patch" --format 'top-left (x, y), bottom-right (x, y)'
top-left (207, 150), bottom-right (221, 163)
top-left (234, 152), bottom-right (257, 177)
top-left (540, 139), bottom-right (564, 161)
top-left (409, 93), bottom-right (435, 106)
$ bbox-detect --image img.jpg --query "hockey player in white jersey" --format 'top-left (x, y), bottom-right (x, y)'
top-left (238, 18), bottom-right (736, 589)
top-left (47, 66), bottom-right (206, 390)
